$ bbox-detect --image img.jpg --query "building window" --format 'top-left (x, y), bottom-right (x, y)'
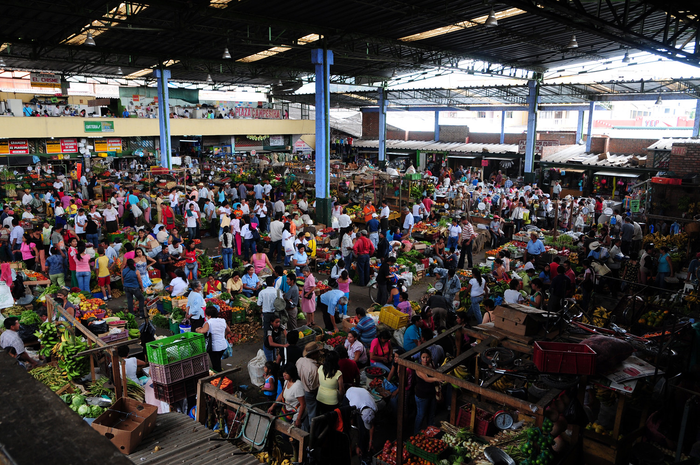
top-left (506, 111), bottom-right (513, 119)
top-left (555, 111), bottom-right (563, 119)
top-left (478, 111), bottom-right (486, 118)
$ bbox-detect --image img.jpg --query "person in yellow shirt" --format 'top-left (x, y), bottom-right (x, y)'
top-left (226, 271), bottom-right (243, 295)
top-left (304, 232), bottom-right (317, 257)
top-left (68, 200), bottom-right (78, 216)
top-left (95, 247), bottom-right (112, 301)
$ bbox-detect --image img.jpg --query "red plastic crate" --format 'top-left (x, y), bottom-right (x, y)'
top-left (148, 269), bottom-right (161, 279)
top-left (153, 372), bottom-right (208, 403)
top-left (149, 353), bottom-right (209, 385)
top-left (533, 341), bottom-right (597, 375)
top-left (456, 405), bottom-right (494, 436)
top-left (421, 258), bottom-right (429, 269)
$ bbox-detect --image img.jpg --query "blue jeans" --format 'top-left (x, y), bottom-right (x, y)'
top-left (414, 395), bottom-right (436, 434)
top-left (269, 240), bottom-right (283, 264)
top-left (243, 239), bottom-right (256, 261)
top-left (263, 345), bottom-right (275, 362)
top-left (186, 262), bottom-right (198, 280)
top-left (302, 390), bottom-right (318, 432)
top-left (357, 253), bottom-right (370, 286)
top-left (656, 271), bottom-right (669, 288)
top-left (86, 234), bottom-right (99, 248)
top-left (188, 227), bottom-right (197, 241)
top-left (470, 295), bottom-right (483, 323)
top-left (76, 271), bottom-right (91, 292)
top-left (447, 236), bottom-right (459, 251)
top-left (222, 248), bottom-right (233, 269)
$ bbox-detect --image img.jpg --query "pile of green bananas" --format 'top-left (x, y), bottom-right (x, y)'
top-left (34, 321), bottom-right (67, 358)
top-left (30, 364), bottom-right (70, 391)
top-left (57, 333), bottom-right (89, 380)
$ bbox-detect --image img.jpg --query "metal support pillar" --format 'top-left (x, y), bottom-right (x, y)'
top-left (585, 101), bottom-right (595, 152)
top-left (154, 68), bottom-right (172, 169)
top-left (500, 111), bottom-right (506, 144)
top-left (312, 49), bottom-right (333, 227)
top-left (576, 110), bottom-right (585, 143)
top-left (434, 111), bottom-right (440, 141)
top-left (693, 99), bottom-right (700, 138)
top-left (523, 76), bottom-right (541, 184)
top-left (378, 86), bottom-right (387, 164)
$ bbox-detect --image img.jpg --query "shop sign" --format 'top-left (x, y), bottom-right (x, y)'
top-left (84, 121), bottom-right (115, 133)
top-left (671, 146), bottom-right (687, 156)
top-left (269, 135), bottom-right (285, 146)
top-left (46, 138), bottom-right (79, 154)
top-left (294, 138), bottom-right (312, 152)
top-left (0, 139), bottom-right (29, 155)
top-left (517, 139), bottom-right (559, 154)
top-left (94, 138), bottom-right (122, 153)
top-left (153, 96), bottom-right (158, 104)
top-left (630, 199), bottom-right (640, 213)
top-left (234, 107), bottom-right (281, 119)
top-left (132, 95), bottom-right (140, 102)
top-left (30, 72), bottom-right (61, 88)
top-left (481, 159), bottom-right (489, 166)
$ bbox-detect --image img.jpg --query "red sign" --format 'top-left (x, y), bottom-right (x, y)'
top-left (153, 96), bottom-right (159, 104)
top-left (8, 139), bottom-right (29, 154)
top-left (235, 107), bottom-right (281, 119)
top-left (481, 159), bottom-right (489, 167)
top-left (61, 139), bottom-right (78, 153)
top-left (132, 95), bottom-right (140, 102)
top-left (671, 146), bottom-right (687, 156)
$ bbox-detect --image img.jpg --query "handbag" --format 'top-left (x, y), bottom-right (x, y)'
top-left (273, 289), bottom-right (286, 313)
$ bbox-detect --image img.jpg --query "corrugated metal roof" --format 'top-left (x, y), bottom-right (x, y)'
top-left (127, 412), bottom-right (259, 465)
top-left (353, 139), bottom-right (518, 154)
top-left (541, 145), bottom-right (646, 168)
top-left (647, 138), bottom-right (700, 151)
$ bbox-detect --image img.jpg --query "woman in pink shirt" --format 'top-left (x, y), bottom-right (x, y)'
top-left (120, 243), bottom-right (136, 271)
top-left (72, 241), bottom-right (93, 292)
top-left (20, 233), bottom-right (37, 270)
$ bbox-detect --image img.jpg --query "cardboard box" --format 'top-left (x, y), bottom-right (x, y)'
top-left (91, 397), bottom-right (158, 454)
top-left (316, 223), bottom-right (327, 231)
top-left (414, 264), bottom-right (425, 272)
top-left (413, 243), bottom-right (427, 252)
top-left (492, 303), bottom-right (547, 336)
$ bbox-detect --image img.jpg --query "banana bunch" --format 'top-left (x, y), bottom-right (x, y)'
top-left (684, 290), bottom-right (700, 304)
top-left (642, 232), bottom-right (688, 249)
top-left (592, 306), bottom-right (611, 327)
top-left (491, 376), bottom-right (514, 393)
top-left (451, 365), bottom-right (470, 380)
top-left (254, 451), bottom-right (291, 465)
top-left (111, 289), bottom-right (123, 299)
top-left (34, 321), bottom-right (69, 358)
top-left (57, 333), bottom-right (89, 379)
top-left (594, 386), bottom-right (616, 405)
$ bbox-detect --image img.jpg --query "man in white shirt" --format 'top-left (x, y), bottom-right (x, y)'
top-left (298, 196), bottom-right (308, 214)
top-left (21, 191), bottom-right (32, 206)
top-left (274, 198), bottom-right (285, 216)
top-left (53, 180), bottom-right (63, 191)
top-left (185, 200), bottom-right (200, 240)
top-left (169, 189), bottom-right (180, 215)
top-left (263, 180), bottom-right (273, 196)
top-left (402, 207), bottom-right (414, 236)
top-left (447, 219), bottom-right (462, 252)
top-left (269, 213), bottom-right (285, 264)
top-left (552, 180), bottom-right (562, 198)
top-left (21, 206), bottom-right (34, 221)
top-left (412, 201), bottom-right (424, 223)
top-left (10, 218), bottom-right (24, 260)
top-left (254, 199), bottom-right (268, 232)
top-left (74, 209), bottom-right (87, 238)
top-left (240, 199), bottom-right (250, 215)
top-left (379, 200), bottom-right (390, 233)
top-left (338, 209), bottom-right (352, 230)
top-left (345, 386), bottom-right (377, 458)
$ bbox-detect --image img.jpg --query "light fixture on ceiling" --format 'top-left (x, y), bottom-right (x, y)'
top-left (207, 74), bottom-right (213, 82)
top-left (117, 67), bottom-right (123, 75)
top-left (222, 47), bottom-right (231, 59)
top-left (622, 51), bottom-right (631, 63)
top-left (84, 32), bottom-right (96, 46)
top-left (566, 34), bottom-right (578, 49)
top-left (485, 9), bottom-right (498, 27)
top-left (655, 94), bottom-right (662, 105)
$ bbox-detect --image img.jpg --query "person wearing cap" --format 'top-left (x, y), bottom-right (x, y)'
top-left (524, 231), bottom-right (545, 264)
top-left (353, 230), bottom-right (375, 287)
top-left (296, 342), bottom-right (321, 431)
top-left (346, 386), bottom-right (377, 460)
top-left (402, 206), bottom-right (415, 236)
top-left (367, 213), bottom-right (380, 249)
top-left (304, 232), bottom-right (317, 258)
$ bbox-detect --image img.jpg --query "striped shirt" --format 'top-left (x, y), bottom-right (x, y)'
top-left (460, 221), bottom-right (476, 242)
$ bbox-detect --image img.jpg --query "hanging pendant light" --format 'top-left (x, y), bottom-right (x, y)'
top-left (222, 47), bottom-right (231, 59)
top-left (207, 74), bottom-right (213, 82)
top-left (84, 32), bottom-right (96, 46)
top-left (622, 51), bottom-right (631, 63)
top-left (485, 9), bottom-right (498, 27)
top-left (117, 67), bottom-right (123, 75)
top-left (566, 34), bottom-right (578, 49)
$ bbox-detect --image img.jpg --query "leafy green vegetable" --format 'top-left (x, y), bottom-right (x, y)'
top-left (71, 395), bottom-right (86, 407)
top-left (77, 404), bottom-right (90, 416)
top-left (151, 314), bottom-right (170, 329)
top-left (19, 310), bottom-right (41, 325)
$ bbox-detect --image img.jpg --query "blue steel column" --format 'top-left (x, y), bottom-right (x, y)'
top-left (523, 77), bottom-right (541, 184)
top-left (378, 86), bottom-right (387, 163)
top-left (154, 69), bottom-right (172, 169)
top-left (311, 49), bottom-right (333, 226)
top-left (576, 110), bottom-right (585, 143)
top-left (434, 111), bottom-right (440, 141)
top-left (693, 99), bottom-right (700, 138)
top-left (500, 111), bottom-right (506, 144)
top-left (585, 101), bottom-right (595, 152)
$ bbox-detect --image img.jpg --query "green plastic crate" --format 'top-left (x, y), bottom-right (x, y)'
top-left (231, 310), bottom-right (246, 324)
top-left (146, 332), bottom-right (206, 365)
top-left (162, 299), bottom-right (173, 313)
top-left (169, 321), bottom-right (180, 335)
top-left (406, 442), bottom-right (449, 463)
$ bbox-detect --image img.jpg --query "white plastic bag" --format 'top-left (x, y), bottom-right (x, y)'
top-left (0, 282), bottom-right (15, 310)
top-left (248, 349), bottom-right (267, 386)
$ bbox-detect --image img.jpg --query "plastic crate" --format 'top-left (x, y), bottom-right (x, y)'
top-left (456, 405), bottom-right (494, 436)
top-left (99, 328), bottom-right (128, 343)
top-left (406, 440), bottom-right (449, 463)
top-left (295, 325), bottom-right (316, 348)
top-left (149, 353), bottom-right (209, 385)
top-left (379, 305), bottom-right (409, 329)
top-left (148, 269), bottom-right (161, 279)
top-left (146, 332), bottom-right (206, 365)
top-left (162, 299), bottom-right (173, 313)
top-left (533, 341), bottom-right (597, 375)
top-left (231, 310), bottom-right (246, 324)
top-left (169, 321), bottom-right (180, 335)
top-left (152, 372), bottom-right (207, 403)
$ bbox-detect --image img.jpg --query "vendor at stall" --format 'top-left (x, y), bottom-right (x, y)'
top-left (318, 289), bottom-right (347, 332)
top-left (0, 317), bottom-right (39, 369)
top-left (346, 386), bottom-right (377, 461)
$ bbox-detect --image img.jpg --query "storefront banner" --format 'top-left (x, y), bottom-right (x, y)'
top-left (269, 135), bottom-right (285, 146)
top-left (0, 139), bottom-right (29, 155)
top-left (234, 107), bottom-right (281, 119)
top-left (94, 138), bottom-right (122, 153)
top-left (30, 73), bottom-right (61, 88)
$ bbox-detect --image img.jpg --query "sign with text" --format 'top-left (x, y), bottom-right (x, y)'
top-left (671, 146), bottom-right (687, 156)
top-left (132, 95), bottom-right (140, 102)
top-left (93, 138), bottom-right (122, 153)
top-left (234, 107), bottom-right (281, 119)
top-left (481, 159), bottom-right (489, 167)
top-left (84, 121), bottom-right (115, 133)
top-left (517, 139), bottom-right (560, 154)
top-left (30, 72), bottom-right (61, 88)
top-left (46, 139), bottom-right (79, 154)
top-left (0, 139), bottom-right (29, 155)
top-left (269, 135), bottom-right (285, 146)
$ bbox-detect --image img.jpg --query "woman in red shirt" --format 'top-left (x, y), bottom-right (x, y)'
top-left (183, 240), bottom-right (203, 280)
top-left (162, 205), bottom-right (176, 230)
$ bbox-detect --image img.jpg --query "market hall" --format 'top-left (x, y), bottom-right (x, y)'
top-left (0, 1), bottom-right (700, 465)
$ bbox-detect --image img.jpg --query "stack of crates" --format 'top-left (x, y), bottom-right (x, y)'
top-left (146, 332), bottom-right (209, 403)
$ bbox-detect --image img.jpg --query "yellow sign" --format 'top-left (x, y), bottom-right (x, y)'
top-left (46, 141), bottom-right (62, 154)
top-left (94, 138), bottom-right (122, 153)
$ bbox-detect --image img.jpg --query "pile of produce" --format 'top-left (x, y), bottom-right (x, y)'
top-left (60, 394), bottom-right (105, 418)
top-left (87, 376), bottom-right (146, 402)
top-left (642, 232), bottom-right (687, 249)
top-left (56, 333), bottom-right (90, 379)
top-left (197, 254), bottom-right (214, 277)
top-left (325, 334), bottom-right (346, 348)
top-left (2, 305), bottom-right (26, 317)
top-left (115, 311), bottom-right (138, 330)
top-left (638, 309), bottom-right (668, 327)
top-left (407, 434), bottom-right (449, 455)
top-left (19, 310), bottom-right (41, 325)
top-left (366, 367), bottom-right (385, 377)
top-left (30, 364), bottom-right (70, 391)
top-left (80, 298), bottom-right (108, 314)
top-left (34, 321), bottom-right (69, 358)
top-left (37, 284), bottom-right (61, 303)
top-left (206, 298), bottom-right (232, 321)
top-left (379, 440), bottom-right (410, 465)
top-left (151, 313), bottom-right (170, 329)
top-left (228, 321), bottom-right (261, 346)
top-left (24, 270), bottom-right (47, 281)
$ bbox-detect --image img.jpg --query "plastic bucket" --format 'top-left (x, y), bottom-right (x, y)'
top-left (179, 325), bottom-right (191, 333)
